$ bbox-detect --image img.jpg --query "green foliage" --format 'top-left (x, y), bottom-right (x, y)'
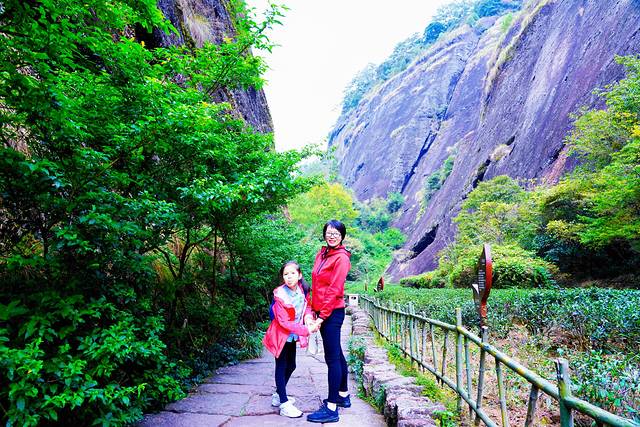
top-left (357, 197), bottom-right (392, 233)
top-left (0, 294), bottom-right (187, 426)
top-left (399, 271), bottom-right (447, 289)
top-left (288, 182), bottom-right (358, 236)
top-left (433, 409), bottom-right (458, 427)
top-left (0, 0), bottom-right (311, 424)
top-left (430, 175), bottom-right (553, 288)
top-left (386, 191), bottom-right (405, 213)
top-left (347, 336), bottom-right (367, 385)
top-left (538, 55), bottom-right (640, 268)
top-left (375, 228), bottom-right (406, 250)
top-left (571, 351), bottom-right (640, 422)
top-left (367, 286), bottom-right (640, 350)
top-left (500, 12), bottom-right (515, 33)
top-left (423, 154), bottom-right (455, 207)
top-left (474, 0), bottom-right (520, 19)
top-left (227, 214), bottom-right (317, 323)
top-left (341, 64), bottom-right (378, 113)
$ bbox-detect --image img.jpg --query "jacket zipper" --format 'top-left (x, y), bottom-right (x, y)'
top-left (314, 247), bottom-right (332, 275)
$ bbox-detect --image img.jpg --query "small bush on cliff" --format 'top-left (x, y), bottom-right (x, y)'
top-left (422, 154), bottom-right (455, 208)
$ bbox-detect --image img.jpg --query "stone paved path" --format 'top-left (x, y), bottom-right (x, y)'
top-left (139, 315), bottom-right (386, 426)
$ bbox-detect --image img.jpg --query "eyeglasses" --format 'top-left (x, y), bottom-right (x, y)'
top-left (325, 232), bottom-right (341, 238)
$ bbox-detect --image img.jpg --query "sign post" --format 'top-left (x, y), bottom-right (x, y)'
top-left (471, 244), bottom-right (492, 328)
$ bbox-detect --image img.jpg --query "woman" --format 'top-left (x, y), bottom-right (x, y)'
top-left (307, 220), bottom-right (352, 424)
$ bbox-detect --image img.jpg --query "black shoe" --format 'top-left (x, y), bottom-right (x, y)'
top-left (323, 394), bottom-right (351, 408)
top-left (306, 403), bottom-right (339, 423)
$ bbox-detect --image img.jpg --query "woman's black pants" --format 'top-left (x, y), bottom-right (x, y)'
top-left (320, 308), bottom-right (348, 403)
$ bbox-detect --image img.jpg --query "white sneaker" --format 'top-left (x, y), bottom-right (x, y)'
top-left (271, 392), bottom-right (295, 407)
top-left (279, 400), bottom-right (303, 418)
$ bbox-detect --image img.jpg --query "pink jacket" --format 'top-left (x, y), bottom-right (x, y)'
top-left (263, 284), bottom-right (313, 358)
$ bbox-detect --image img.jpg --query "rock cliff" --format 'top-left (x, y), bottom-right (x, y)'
top-left (141, 0), bottom-right (272, 133)
top-left (329, 0), bottom-right (640, 280)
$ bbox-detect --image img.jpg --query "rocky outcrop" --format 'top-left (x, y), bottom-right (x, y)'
top-left (351, 309), bottom-right (445, 427)
top-left (140, 0), bottom-right (272, 133)
top-left (329, 0), bottom-right (640, 280)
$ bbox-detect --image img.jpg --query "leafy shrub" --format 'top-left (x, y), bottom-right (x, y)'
top-left (440, 244), bottom-right (556, 289)
top-left (386, 191), bottom-right (405, 213)
top-left (347, 336), bottom-right (367, 385)
top-left (571, 351), bottom-right (640, 422)
top-left (358, 197), bottom-right (393, 233)
top-left (0, 295), bottom-right (187, 426)
top-left (374, 228), bottom-right (406, 250)
top-left (399, 271), bottom-right (446, 289)
top-left (423, 154), bottom-right (455, 207)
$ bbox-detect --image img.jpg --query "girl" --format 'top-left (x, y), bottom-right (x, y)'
top-left (307, 220), bottom-right (351, 424)
top-left (262, 260), bottom-right (317, 418)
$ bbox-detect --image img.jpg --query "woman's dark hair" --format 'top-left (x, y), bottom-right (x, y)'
top-left (279, 260), bottom-right (310, 293)
top-left (322, 219), bottom-right (347, 242)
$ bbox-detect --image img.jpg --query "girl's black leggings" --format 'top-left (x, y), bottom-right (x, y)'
top-left (275, 340), bottom-right (297, 403)
top-left (320, 308), bottom-right (348, 403)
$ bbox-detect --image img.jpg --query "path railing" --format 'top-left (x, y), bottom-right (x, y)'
top-left (359, 295), bottom-right (639, 427)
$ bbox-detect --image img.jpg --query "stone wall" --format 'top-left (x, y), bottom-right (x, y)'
top-left (350, 308), bottom-right (445, 427)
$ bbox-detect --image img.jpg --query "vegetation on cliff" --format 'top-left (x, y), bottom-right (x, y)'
top-left (341, 0), bottom-right (522, 114)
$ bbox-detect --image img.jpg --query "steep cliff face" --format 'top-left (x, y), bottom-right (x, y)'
top-left (329, 0), bottom-right (640, 280)
top-left (141, 0), bottom-right (273, 133)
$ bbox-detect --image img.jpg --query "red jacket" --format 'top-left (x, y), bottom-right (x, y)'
top-left (263, 284), bottom-right (313, 358)
top-left (311, 245), bottom-right (351, 320)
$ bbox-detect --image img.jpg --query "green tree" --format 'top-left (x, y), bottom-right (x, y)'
top-left (0, 0), bottom-right (309, 424)
top-left (288, 182), bottom-right (358, 235)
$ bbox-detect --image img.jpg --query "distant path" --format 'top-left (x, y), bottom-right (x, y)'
top-left (139, 315), bottom-right (386, 426)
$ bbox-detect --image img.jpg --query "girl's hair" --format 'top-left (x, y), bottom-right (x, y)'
top-left (322, 219), bottom-right (347, 241)
top-left (279, 260), bottom-right (310, 293)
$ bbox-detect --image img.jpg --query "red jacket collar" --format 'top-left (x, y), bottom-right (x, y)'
top-left (320, 244), bottom-right (351, 258)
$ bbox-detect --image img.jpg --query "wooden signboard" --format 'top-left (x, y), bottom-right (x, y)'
top-left (471, 244), bottom-right (493, 328)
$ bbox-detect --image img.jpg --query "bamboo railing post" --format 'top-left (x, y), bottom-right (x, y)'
top-left (421, 317), bottom-right (426, 369)
top-left (465, 336), bottom-right (473, 417)
top-left (475, 327), bottom-right (488, 426)
top-left (409, 303), bottom-right (415, 367)
top-left (496, 360), bottom-right (510, 427)
top-left (556, 358), bottom-right (574, 427)
top-left (430, 323), bottom-right (438, 383)
top-left (524, 385), bottom-right (540, 427)
top-left (456, 308), bottom-right (464, 414)
top-left (396, 304), bottom-right (401, 347)
top-left (441, 330), bottom-right (449, 385)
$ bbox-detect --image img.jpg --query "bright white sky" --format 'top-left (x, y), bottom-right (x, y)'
top-left (247, 0), bottom-right (452, 152)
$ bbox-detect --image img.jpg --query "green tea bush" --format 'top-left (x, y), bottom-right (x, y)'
top-left (571, 351), bottom-right (640, 422)
top-left (366, 286), bottom-right (640, 349)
